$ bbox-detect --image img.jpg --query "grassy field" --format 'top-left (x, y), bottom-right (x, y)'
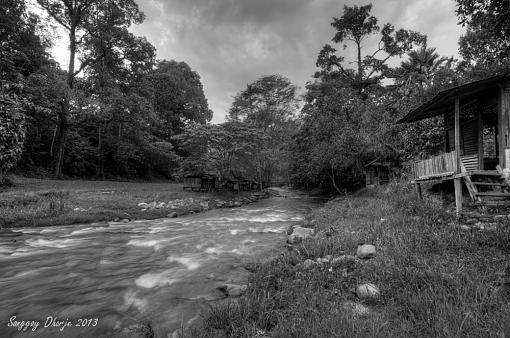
top-left (0, 177), bottom-right (252, 228)
top-left (192, 181), bottom-right (510, 337)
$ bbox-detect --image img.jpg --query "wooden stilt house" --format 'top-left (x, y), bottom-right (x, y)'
top-left (364, 159), bottom-right (395, 186)
top-left (397, 72), bottom-right (510, 215)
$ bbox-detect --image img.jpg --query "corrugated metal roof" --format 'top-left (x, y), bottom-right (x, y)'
top-left (397, 72), bottom-right (510, 124)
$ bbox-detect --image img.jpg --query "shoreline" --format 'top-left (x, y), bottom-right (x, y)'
top-left (0, 177), bottom-right (275, 229)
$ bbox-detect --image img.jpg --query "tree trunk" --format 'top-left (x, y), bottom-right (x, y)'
top-left (54, 110), bottom-right (67, 177)
top-left (329, 163), bottom-right (343, 194)
top-left (54, 26), bottom-right (76, 177)
top-left (97, 123), bottom-right (104, 179)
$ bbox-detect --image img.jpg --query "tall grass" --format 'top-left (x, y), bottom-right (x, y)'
top-left (193, 181), bottom-right (510, 337)
top-left (0, 190), bottom-right (69, 227)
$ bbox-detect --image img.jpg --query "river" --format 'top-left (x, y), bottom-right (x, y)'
top-left (0, 191), bottom-right (321, 337)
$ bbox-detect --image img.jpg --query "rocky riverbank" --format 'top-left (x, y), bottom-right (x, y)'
top-left (0, 177), bottom-right (277, 228)
top-left (114, 190), bottom-right (275, 223)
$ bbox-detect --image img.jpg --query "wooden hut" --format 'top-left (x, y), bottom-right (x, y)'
top-left (183, 173), bottom-right (217, 192)
top-left (397, 72), bottom-right (510, 215)
top-left (364, 159), bottom-right (393, 186)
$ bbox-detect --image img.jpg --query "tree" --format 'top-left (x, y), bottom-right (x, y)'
top-left (456, 0), bottom-right (510, 65)
top-left (175, 121), bottom-right (267, 183)
top-left (0, 92), bottom-right (26, 182)
top-left (392, 46), bottom-right (458, 161)
top-left (36, 0), bottom-right (145, 177)
top-left (317, 4), bottom-right (426, 96)
top-left (149, 60), bottom-right (213, 140)
top-left (228, 75), bottom-right (299, 183)
top-left (398, 46), bottom-right (452, 102)
top-left (0, 0), bottom-right (51, 182)
top-left (228, 75), bottom-right (299, 131)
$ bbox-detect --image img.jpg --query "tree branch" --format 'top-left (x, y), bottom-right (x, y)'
top-left (330, 58), bottom-right (355, 82)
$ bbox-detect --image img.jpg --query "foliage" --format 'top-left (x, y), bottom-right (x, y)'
top-left (392, 47), bottom-right (458, 161)
top-left (228, 75), bottom-right (299, 183)
top-left (292, 3), bottom-right (427, 191)
top-left (149, 60), bottom-right (213, 139)
top-left (228, 74), bottom-right (299, 131)
top-left (292, 76), bottom-right (395, 191)
top-left (175, 121), bottom-right (267, 182)
top-left (316, 4), bottom-right (426, 95)
top-left (456, 0), bottom-right (510, 66)
top-left (0, 0), bottom-right (51, 180)
top-left (0, 91), bottom-right (26, 176)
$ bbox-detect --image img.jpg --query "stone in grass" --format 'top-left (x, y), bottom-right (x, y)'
top-left (287, 226), bottom-right (314, 244)
top-left (316, 257), bottom-right (329, 264)
top-left (217, 284), bottom-right (248, 297)
top-left (356, 283), bottom-right (380, 300)
top-left (342, 301), bottom-right (370, 317)
top-left (356, 244), bottom-right (376, 259)
top-left (303, 259), bottom-right (316, 268)
top-left (331, 255), bottom-right (356, 265)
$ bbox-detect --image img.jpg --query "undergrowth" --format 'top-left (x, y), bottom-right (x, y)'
top-left (191, 181), bottom-right (510, 338)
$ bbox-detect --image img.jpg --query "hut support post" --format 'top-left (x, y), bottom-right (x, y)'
top-left (499, 83), bottom-right (510, 168)
top-left (416, 183), bottom-right (422, 200)
top-left (454, 95), bottom-right (463, 217)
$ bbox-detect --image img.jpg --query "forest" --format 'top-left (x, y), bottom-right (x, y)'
top-left (2, 0), bottom-right (510, 193)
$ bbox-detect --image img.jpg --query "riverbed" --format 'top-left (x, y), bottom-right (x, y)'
top-left (0, 192), bottom-right (321, 337)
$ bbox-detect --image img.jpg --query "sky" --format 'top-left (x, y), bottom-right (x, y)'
top-left (49, 0), bottom-right (465, 123)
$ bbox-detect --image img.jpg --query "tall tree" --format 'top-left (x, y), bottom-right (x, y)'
top-left (228, 75), bottom-right (299, 132)
top-left (149, 60), bottom-right (213, 140)
top-left (317, 4), bottom-right (426, 96)
top-left (228, 75), bottom-right (299, 183)
top-left (456, 0), bottom-right (510, 66)
top-left (0, 0), bottom-right (51, 183)
top-left (36, 0), bottom-right (145, 177)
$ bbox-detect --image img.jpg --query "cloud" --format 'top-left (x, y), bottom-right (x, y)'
top-left (125, 0), bottom-right (464, 123)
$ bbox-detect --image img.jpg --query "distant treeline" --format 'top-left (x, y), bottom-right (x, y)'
top-left (2, 1), bottom-right (510, 192)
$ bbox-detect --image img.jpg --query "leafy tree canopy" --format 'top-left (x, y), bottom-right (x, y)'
top-left (456, 0), bottom-right (510, 66)
top-left (317, 4), bottom-right (426, 96)
top-left (228, 74), bottom-right (299, 132)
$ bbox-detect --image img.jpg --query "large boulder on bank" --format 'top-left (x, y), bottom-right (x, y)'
top-left (356, 244), bottom-right (376, 259)
top-left (287, 226), bottom-right (314, 244)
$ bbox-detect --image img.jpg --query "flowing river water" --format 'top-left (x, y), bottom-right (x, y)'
top-left (0, 190), bottom-right (322, 337)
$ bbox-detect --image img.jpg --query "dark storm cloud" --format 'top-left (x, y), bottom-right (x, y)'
top-left (129, 0), bottom-right (464, 123)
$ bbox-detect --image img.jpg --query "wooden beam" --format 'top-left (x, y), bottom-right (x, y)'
top-left (498, 84), bottom-right (508, 168)
top-left (444, 112), bottom-right (449, 153)
top-left (454, 95), bottom-right (462, 216)
top-left (477, 102), bottom-right (483, 169)
top-left (454, 178), bottom-right (463, 217)
top-left (501, 83), bottom-right (510, 168)
top-left (454, 95), bottom-right (461, 168)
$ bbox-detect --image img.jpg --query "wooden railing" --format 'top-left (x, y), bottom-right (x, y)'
top-left (413, 151), bottom-right (458, 179)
